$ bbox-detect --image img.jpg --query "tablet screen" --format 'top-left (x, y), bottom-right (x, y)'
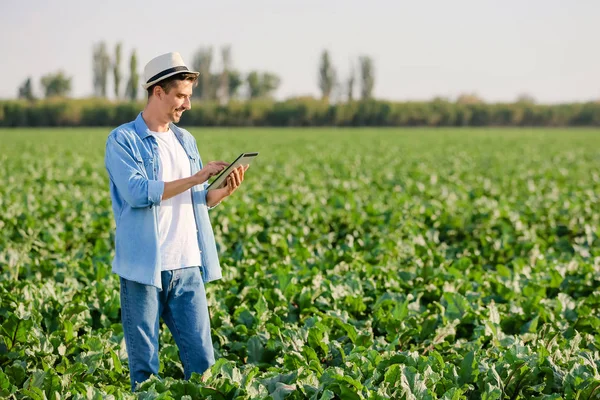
top-left (206, 152), bottom-right (258, 190)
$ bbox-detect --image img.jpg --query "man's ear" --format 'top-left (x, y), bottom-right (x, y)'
top-left (154, 86), bottom-right (163, 100)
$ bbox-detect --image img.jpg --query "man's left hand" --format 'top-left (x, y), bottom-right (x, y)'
top-left (206, 165), bottom-right (249, 207)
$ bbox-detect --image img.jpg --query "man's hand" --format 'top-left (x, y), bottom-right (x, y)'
top-left (220, 165), bottom-right (248, 195)
top-left (162, 161), bottom-right (228, 201)
top-left (206, 165), bottom-right (249, 207)
top-left (193, 161), bottom-right (229, 185)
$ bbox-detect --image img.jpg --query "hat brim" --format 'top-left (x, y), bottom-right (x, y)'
top-left (142, 70), bottom-right (200, 90)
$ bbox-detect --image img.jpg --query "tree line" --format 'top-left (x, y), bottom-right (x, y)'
top-left (7, 41), bottom-right (599, 127)
top-left (1, 97), bottom-right (598, 127)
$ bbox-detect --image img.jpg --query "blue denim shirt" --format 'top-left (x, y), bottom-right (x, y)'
top-left (104, 112), bottom-right (222, 290)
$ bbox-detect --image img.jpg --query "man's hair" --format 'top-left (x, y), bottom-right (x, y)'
top-left (147, 72), bottom-right (199, 97)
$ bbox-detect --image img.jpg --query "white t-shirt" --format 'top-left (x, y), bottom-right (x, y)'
top-left (150, 128), bottom-right (202, 271)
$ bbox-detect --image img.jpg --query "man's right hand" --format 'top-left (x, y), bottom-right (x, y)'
top-left (194, 161), bottom-right (230, 184)
top-left (161, 161), bottom-right (229, 202)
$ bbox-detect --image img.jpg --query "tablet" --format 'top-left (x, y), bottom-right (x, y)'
top-left (206, 152), bottom-right (259, 191)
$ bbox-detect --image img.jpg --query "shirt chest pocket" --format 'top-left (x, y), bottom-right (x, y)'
top-left (135, 155), bottom-right (156, 179)
top-left (187, 154), bottom-right (200, 174)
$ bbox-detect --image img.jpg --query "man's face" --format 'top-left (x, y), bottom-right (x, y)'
top-left (158, 79), bottom-right (193, 123)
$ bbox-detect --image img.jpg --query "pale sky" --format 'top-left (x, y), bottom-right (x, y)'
top-left (1, 0), bottom-right (598, 103)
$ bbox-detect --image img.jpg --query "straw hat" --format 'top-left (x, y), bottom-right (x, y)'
top-left (142, 52), bottom-right (199, 90)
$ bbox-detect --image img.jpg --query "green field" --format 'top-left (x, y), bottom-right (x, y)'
top-left (1, 127), bottom-right (599, 399)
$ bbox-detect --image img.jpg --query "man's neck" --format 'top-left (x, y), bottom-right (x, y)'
top-left (141, 107), bottom-right (170, 133)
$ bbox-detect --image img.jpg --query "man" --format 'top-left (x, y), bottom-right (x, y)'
top-left (104, 52), bottom-right (247, 391)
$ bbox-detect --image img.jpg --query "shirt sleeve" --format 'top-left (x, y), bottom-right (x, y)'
top-left (105, 135), bottom-right (164, 208)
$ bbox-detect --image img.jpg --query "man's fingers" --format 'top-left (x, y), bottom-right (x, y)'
top-left (220, 164), bottom-right (248, 195)
top-left (210, 161), bottom-right (229, 170)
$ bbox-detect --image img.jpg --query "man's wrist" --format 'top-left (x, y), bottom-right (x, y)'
top-left (207, 187), bottom-right (228, 207)
top-left (191, 172), bottom-right (205, 186)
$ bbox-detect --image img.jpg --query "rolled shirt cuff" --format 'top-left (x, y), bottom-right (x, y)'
top-left (148, 180), bottom-right (165, 205)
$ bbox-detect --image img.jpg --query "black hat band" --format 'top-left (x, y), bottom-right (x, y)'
top-left (147, 66), bottom-right (190, 84)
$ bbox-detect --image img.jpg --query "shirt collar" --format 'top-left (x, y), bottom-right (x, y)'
top-left (134, 112), bottom-right (153, 140)
top-left (134, 112), bottom-right (186, 144)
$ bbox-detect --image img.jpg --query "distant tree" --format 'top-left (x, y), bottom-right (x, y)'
top-left (247, 71), bottom-right (280, 99)
top-left (192, 47), bottom-right (214, 100)
top-left (318, 50), bottom-right (336, 101)
top-left (113, 42), bottom-right (122, 99)
top-left (227, 70), bottom-right (244, 99)
top-left (516, 93), bottom-right (536, 104)
top-left (247, 71), bottom-right (261, 99)
top-left (456, 93), bottom-right (484, 104)
top-left (17, 77), bottom-right (35, 101)
top-left (205, 70), bottom-right (244, 100)
top-left (125, 49), bottom-right (139, 101)
top-left (40, 71), bottom-right (72, 98)
top-left (217, 45), bottom-right (232, 104)
top-left (261, 72), bottom-right (280, 98)
top-left (347, 60), bottom-right (356, 102)
top-left (358, 55), bottom-right (375, 100)
top-left (93, 41), bottom-right (111, 97)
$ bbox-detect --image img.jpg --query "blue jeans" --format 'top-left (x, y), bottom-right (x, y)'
top-left (119, 267), bottom-right (215, 391)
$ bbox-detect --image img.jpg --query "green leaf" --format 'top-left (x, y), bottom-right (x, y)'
top-left (284, 351), bottom-right (307, 370)
top-left (63, 320), bottom-right (75, 342)
top-left (1, 314), bottom-right (33, 349)
top-left (441, 388), bottom-right (466, 400)
top-left (170, 381), bottom-right (200, 397)
top-left (63, 304), bottom-right (88, 318)
top-left (0, 368), bottom-right (16, 397)
top-left (198, 387), bottom-right (227, 400)
top-left (338, 383), bottom-right (361, 400)
top-left (521, 315), bottom-right (539, 333)
top-left (43, 370), bottom-right (62, 397)
top-left (4, 362), bottom-right (27, 388)
top-left (441, 292), bottom-right (470, 321)
top-left (269, 382), bottom-right (297, 400)
top-left (319, 389), bottom-right (335, 400)
top-left (459, 350), bottom-right (476, 385)
top-left (24, 370), bottom-right (46, 389)
top-left (338, 321), bottom-right (358, 344)
top-left (248, 336), bottom-right (264, 364)
top-left (308, 323), bottom-right (329, 355)
top-left (254, 294), bottom-right (269, 319)
top-left (20, 387), bottom-right (47, 400)
top-left (384, 364), bottom-right (401, 385)
top-left (235, 308), bottom-right (256, 328)
top-left (110, 349), bottom-right (123, 374)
